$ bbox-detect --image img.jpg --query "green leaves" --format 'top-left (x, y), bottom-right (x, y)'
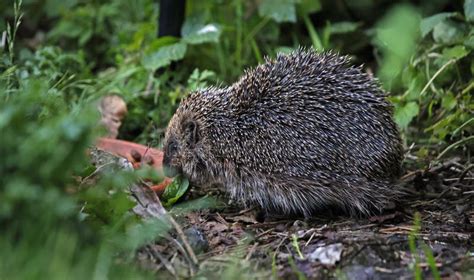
top-left (389, 2), bottom-right (473, 142)
top-left (375, 5), bottom-right (420, 88)
top-left (142, 42), bottom-right (187, 71)
top-left (187, 68), bottom-right (216, 92)
top-left (182, 15), bottom-right (222, 44)
top-left (441, 92), bottom-right (457, 111)
top-left (441, 45), bottom-right (469, 59)
top-left (433, 19), bottom-right (467, 44)
top-left (161, 176), bottom-right (190, 207)
top-left (394, 102), bottom-right (419, 129)
top-left (141, 15), bottom-right (222, 71)
top-left (258, 0), bottom-right (297, 23)
top-left (420, 12), bottom-right (456, 37)
top-left (465, 0), bottom-right (474, 22)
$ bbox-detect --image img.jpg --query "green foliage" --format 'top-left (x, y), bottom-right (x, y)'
top-left (466, 0), bottom-right (474, 21)
top-left (420, 13), bottom-right (457, 38)
top-left (0, 0), bottom-right (472, 277)
top-left (182, 15), bottom-right (222, 44)
top-left (375, 5), bottom-right (420, 89)
top-left (142, 42), bottom-right (187, 71)
top-left (259, 0), bottom-right (297, 23)
top-left (0, 76), bottom-right (158, 279)
top-left (387, 2), bottom-right (473, 148)
top-left (291, 234), bottom-right (305, 259)
top-left (0, 2), bottom-right (168, 279)
top-left (47, 0), bottom-right (156, 68)
top-left (161, 176), bottom-right (190, 207)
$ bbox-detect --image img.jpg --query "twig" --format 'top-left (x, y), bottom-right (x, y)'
top-left (148, 245), bottom-right (177, 276)
top-left (458, 164), bottom-right (474, 183)
top-left (255, 228), bottom-right (274, 239)
top-left (147, 188), bottom-right (199, 266)
top-left (79, 162), bottom-right (115, 185)
top-left (245, 242), bottom-right (259, 261)
top-left (304, 231), bottom-right (316, 247)
top-left (164, 235), bottom-right (195, 276)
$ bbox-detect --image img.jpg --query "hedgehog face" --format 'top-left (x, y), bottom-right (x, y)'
top-left (162, 113), bottom-right (203, 182)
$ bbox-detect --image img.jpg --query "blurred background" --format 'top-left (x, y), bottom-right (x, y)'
top-left (1, 0), bottom-right (472, 144)
top-left (0, 0), bottom-right (472, 279)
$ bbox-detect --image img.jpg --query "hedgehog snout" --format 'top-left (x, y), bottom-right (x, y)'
top-left (162, 149), bottom-right (181, 177)
top-left (163, 164), bottom-right (180, 177)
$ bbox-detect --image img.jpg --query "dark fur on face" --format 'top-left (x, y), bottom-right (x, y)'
top-left (162, 110), bottom-right (217, 186)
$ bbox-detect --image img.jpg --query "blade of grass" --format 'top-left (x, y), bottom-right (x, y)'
top-left (288, 254), bottom-right (307, 280)
top-left (250, 38), bottom-right (263, 64)
top-left (422, 243), bottom-right (441, 280)
top-left (291, 234), bottom-right (305, 260)
top-left (303, 14), bottom-right (323, 51)
top-left (419, 59), bottom-right (456, 96)
top-left (408, 212), bottom-right (422, 280)
top-left (436, 135), bottom-right (474, 160)
top-left (234, 0), bottom-right (243, 71)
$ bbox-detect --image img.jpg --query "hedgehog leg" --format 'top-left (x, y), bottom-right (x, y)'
top-left (227, 172), bottom-right (399, 218)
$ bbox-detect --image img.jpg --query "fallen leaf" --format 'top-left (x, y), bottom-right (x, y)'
top-left (98, 95), bottom-right (128, 138)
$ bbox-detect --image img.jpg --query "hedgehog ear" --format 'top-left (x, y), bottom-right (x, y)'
top-left (183, 120), bottom-right (199, 146)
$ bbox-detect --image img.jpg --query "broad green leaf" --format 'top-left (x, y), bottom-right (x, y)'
top-left (375, 5), bottom-right (420, 88)
top-left (259, 0), bottom-right (297, 23)
top-left (298, 0), bottom-right (321, 15)
top-left (432, 20), bottom-right (467, 44)
top-left (161, 176), bottom-right (190, 207)
top-left (147, 36), bottom-right (179, 52)
top-left (420, 12), bottom-right (456, 37)
top-left (182, 14), bottom-right (221, 44)
top-left (464, 34), bottom-right (474, 49)
top-left (394, 102), bottom-right (419, 129)
top-left (442, 45), bottom-right (469, 59)
top-left (329, 21), bottom-right (361, 34)
top-left (465, 0), bottom-right (474, 22)
top-left (182, 20), bottom-right (222, 45)
top-left (406, 73), bottom-right (425, 101)
top-left (141, 43), bottom-right (187, 71)
top-left (441, 92), bottom-right (457, 111)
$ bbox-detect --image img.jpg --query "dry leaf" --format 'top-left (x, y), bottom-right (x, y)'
top-left (98, 95), bottom-right (128, 138)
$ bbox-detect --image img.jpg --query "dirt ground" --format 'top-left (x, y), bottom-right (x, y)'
top-left (128, 155), bottom-right (473, 279)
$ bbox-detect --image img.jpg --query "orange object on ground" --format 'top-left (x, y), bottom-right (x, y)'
top-left (96, 137), bottom-right (171, 195)
top-left (150, 178), bottom-right (173, 194)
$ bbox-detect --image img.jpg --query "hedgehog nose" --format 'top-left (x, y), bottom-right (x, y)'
top-left (163, 165), bottom-right (179, 177)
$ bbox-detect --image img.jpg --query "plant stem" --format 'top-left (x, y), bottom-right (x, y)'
top-left (419, 59), bottom-right (456, 96)
top-left (437, 135), bottom-right (474, 160)
top-left (303, 14), bottom-right (323, 51)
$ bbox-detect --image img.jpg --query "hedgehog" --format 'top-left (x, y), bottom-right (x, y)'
top-left (162, 48), bottom-right (403, 217)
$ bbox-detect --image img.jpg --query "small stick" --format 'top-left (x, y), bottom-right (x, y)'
top-left (245, 243), bottom-right (258, 261)
top-left (147, 188), bottom-right (199, 266)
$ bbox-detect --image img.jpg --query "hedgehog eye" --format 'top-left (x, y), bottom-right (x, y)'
top-left (168, 141), bottom-right (178, 154)
top-left (184, 120), bottom-right (199, 146)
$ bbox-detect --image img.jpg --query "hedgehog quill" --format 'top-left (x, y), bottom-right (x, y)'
top-left (162, 49), bottom-right (403, 217)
